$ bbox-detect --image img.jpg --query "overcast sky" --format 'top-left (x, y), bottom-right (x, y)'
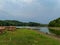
top-left (0, 0), bottom-right (60, 24)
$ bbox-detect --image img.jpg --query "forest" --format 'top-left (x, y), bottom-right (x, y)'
top-left (49, 18), bottom-right (60, 27)
top-left (0, 20), bottom-right (42, 26)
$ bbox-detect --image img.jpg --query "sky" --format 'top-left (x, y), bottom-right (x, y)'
top-left (0, 0), bottom-right (60, 24)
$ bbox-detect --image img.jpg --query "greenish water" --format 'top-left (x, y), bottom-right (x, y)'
top-left (49, 28), bottom-right (60, 35)
top-left (16, 26), bottom-right (51, 34)
top-left (16, 26), bottom-right (60, 35)
top-left (38, 27), bottom-right (60, 35)
top-left (40, 27), bottom-right (51, 34)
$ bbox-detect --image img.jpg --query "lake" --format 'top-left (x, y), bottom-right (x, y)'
top-left (16, 26), bottom-right (51, 34)
top-left (40, 27), bottom-right (51, 34)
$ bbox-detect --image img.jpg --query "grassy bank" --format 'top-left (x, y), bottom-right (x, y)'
top-left (0, 28), bottom-right (60, 45)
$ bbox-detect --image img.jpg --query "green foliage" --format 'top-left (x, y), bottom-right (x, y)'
top-left (0, 20), bottom-right (41, 26)
top-left (28, 22), bottom-right (40, 26)
top-left (0, 20), bottom-right (48, 26)
top-left (49, 18), bottom-right (60, 27)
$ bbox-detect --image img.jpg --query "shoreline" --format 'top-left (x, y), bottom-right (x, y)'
top-left (32, 28), bottom-right (60, 41)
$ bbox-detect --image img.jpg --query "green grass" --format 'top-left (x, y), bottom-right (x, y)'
top-left (0, 28), bottom-right (60, 45)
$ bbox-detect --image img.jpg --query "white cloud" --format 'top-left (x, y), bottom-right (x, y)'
top-left (0, 5), bottom-right (3, 10)
top-left (0, 0), bottom-right (60, 23)
top-left (7, 0), bottom-right (34, 4)
top-left (0, 0), bottom-right (5, 10)
top-left (21, 0), bottom-right (33, 3)
top-left (7, 0), bottom-right (17, 3)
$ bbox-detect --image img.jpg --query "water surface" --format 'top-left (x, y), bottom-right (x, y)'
top-left (40, 27), bottom-right (50, 34)
top-left (16, 26), bottom-right (51, 34)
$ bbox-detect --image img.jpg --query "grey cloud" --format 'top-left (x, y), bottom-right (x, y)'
top-left (0, 0), bottom-right (60, 24)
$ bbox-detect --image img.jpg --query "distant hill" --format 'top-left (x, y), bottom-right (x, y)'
top-left (48, 18), bottom-right (60, 27)
top-left (0, 20), bottom-right (47, 27)
top-left (0, 20), bottom-right (41, 26)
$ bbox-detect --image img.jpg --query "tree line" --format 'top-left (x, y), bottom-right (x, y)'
top-left (0, 20), bottom-right (42, 26)
top-left (48, 18), bottom-right (60, 27)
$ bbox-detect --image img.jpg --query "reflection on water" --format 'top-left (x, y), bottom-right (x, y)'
top-left (16, 26), bottom-right (40, 30)
top-left (40, 27), bottom-right (51, 34)
top-left (16, 26), bottom-right (51, 34)
top-left (16, 26), bottom-right (60, 35)
top-left (49, 28), bottom-right (60, 35)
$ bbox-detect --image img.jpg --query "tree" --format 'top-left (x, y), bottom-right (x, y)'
top-left (28, 22), bottom-right (40, 26)
top-left (48, 18), bottom-right (60, 27)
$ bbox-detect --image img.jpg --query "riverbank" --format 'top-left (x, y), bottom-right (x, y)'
top-left (0, 28), bottom-right (60, 45)
top-left (49, 27), bottom-right (60, 30)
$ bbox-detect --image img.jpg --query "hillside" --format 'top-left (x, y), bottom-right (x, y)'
top-left (49, 18), bottom-right (60, 27)
top-left (0, 20), bottom-right (46, 26)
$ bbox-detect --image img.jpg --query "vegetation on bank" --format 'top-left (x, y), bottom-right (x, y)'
top-left (0, 28), bottom-right (60, 45)
top-left (0, 20), bottom-right (41, 26)
top-left (48, 18), bottom-right (60, 27)
top-left (0, 20), bottom-right (48, 26)
top-left (48, 17), bottom-right (60, 35)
